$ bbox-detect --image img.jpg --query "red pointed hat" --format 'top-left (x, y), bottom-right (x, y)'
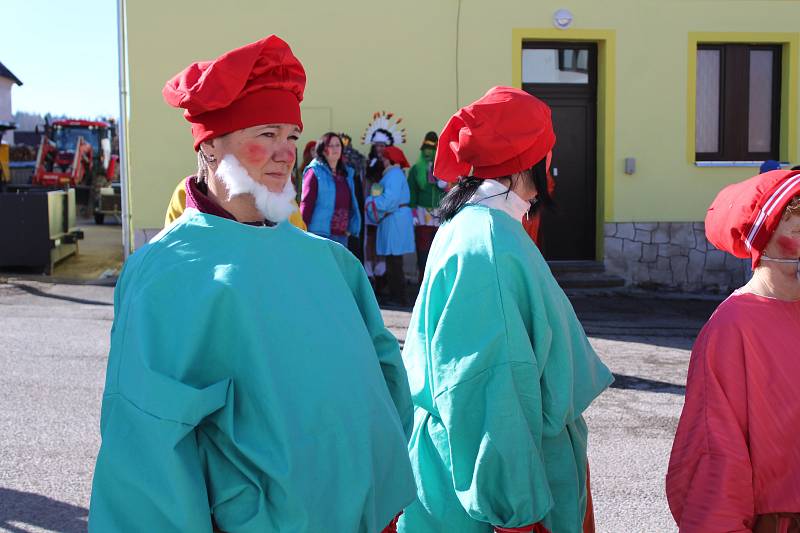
top-left (383, 145), bottom-right (410, 168)
top-left (163, 35), bottom-right (306, 150)
top-left (433, 86), bottom-right (556, 183)
top-left (705, 169), bottom-right (800, 267)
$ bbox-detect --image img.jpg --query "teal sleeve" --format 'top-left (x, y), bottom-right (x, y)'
top-left (428, 256), bottom-right (553, 528)
top-left (331, 244), bottom-right (414, 438)
top-left (90, 276), bottom-right (229, 532)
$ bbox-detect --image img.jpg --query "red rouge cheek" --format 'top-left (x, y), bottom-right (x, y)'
top-left (243, 142), bottom-right (269, 164)
top-left (777, 236), bottom-right (800, 256)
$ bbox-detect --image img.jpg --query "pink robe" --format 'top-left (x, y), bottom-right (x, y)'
top-left (667, 291), bottom-right (800, 532)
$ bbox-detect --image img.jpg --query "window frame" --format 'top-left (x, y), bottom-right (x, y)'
top-left (695, 43), bottom-right (782, 162)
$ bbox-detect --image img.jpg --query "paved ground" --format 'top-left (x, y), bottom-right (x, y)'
top-left (0, 281), bottom-right (722, 533)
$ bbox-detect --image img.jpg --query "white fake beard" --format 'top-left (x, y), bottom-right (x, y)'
top-left (215, 154), bottom-right (297, 223)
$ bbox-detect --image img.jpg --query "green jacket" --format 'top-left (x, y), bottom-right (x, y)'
top-left (407, 157), bottom-right (444, 209)
top-left (90, 209), bottom-right (416, 532)
top-left (399, 205), bottom-right (613, 533)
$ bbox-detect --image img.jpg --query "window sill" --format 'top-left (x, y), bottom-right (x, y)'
top-left (694, 161), bottom-right (790, 167)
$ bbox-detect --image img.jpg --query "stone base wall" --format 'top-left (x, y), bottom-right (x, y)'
top-left (604, 222), bottom-right (750, 292)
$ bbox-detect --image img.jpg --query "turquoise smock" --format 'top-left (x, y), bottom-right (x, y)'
top-left (365, 166), bottom-right (415, 256)
top-left (89, 209), bottom-right (416, 533)
top-left (398, 204), bottom-right (613, 533)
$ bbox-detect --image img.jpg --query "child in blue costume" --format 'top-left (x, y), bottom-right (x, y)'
top-left (398, 87), bottom-right (613, 533)
top-left (89, 36), bottom-right (415, 533)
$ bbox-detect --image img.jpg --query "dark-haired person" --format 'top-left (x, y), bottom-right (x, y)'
top-left (88, 36), bottom-right (414, 532)
top-left (667, 169), bottom-right (800, 533)
top-left (407, 131), bottom-right (446, 283)
top-left (362, 112), bottom-right (406, 290)
top-left (300, 139), bottom-right (317, 172)
top-left (300, 132), bottom-right (361, 246)
top-left (398, 87), bottom-right (613, 533)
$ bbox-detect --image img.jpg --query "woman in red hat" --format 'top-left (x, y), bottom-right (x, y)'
top-left (667, 170), bottom-right (800, 533)
top-left (398, 87), bottom-right (613, 533)
top-left (89, 36), bottom-right (415, 533)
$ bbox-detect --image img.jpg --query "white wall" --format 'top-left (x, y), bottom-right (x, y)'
top-left (0, 78), bottom-right (14, 144)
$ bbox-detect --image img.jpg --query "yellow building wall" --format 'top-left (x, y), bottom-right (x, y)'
top-left (123, 0), bottom-right (800, 237)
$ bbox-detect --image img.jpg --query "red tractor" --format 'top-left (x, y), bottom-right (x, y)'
top-left (32, 119), bottom-right (120, 223)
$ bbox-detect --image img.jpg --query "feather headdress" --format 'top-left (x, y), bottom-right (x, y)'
top-left (361, 111), bottom-right (406, 146)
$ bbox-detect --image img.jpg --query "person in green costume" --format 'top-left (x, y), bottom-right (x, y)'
top-left (88, 36), bottom-right (415, 533)
top-left (407, 131), bottom-right (448, 283)
top-left (397, 87), bottom-right (613, 533)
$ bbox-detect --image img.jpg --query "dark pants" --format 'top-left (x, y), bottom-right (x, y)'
top-left (386, 255), bottom-right (407, 306)
top-left (414, 226), bottom-right (438, 283)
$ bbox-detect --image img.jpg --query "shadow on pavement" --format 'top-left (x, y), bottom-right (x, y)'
top-left (610, 373), bottom-right (686, 395)
top-left (9, 282), bottom-right (113, 306)
top-left (588, 334), bottom-right (695, 351)
top-left (0, 487), bottom-right (88, 532)
top-left (570, 292), bottom-right (723, 349)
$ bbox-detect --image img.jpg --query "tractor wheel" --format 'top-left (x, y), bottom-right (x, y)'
top-left (94, 213), bottom-right (105, 225)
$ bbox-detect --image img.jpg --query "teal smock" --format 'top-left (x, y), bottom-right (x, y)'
top-left (398, 205), bottom-right (613, 533)
top-left (89, 209), bottom-right (416, 533)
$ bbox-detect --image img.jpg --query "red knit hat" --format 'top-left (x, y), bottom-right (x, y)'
top-left (705, 169), bottom-right (800, 267)
top-left (383, 146), bottom-right (410, 168)
top-left (434, 86), bottom-right (556, 183)
top-left (163, 35), bottom-right (306, 150)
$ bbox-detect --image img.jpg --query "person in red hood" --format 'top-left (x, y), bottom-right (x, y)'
top-left (667, 169), bottom-right (800, 533)
top-left (89, 36), bottom-right (414, 533)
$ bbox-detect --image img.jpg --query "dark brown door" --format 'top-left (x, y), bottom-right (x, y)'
top-left (522, 43), bottom-right (598, 260)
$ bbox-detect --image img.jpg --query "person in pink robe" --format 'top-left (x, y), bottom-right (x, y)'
top-left (666, 169), bottom-right (800, 533)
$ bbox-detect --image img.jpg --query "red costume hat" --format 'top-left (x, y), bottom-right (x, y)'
top-left (434, 86), bottom-right (556, 183)
top-left (705, 169), bottom-right (800, 267)
top-left (383, 146), bottom-right (410, 168)
top-left (163, 35), bottom-right (306, 150)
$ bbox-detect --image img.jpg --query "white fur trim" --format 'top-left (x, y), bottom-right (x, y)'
top-left (216, 155), bottom-right (297, 223)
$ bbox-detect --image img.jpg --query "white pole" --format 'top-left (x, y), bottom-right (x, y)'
top-left (116, 0), bottom-right (132, 258)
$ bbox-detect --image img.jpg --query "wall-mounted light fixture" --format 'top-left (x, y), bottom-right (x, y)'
top-left (553, 9), bottom-right (574, 30)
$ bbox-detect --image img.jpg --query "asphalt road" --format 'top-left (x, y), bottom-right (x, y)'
top-left (0, 281), bottom-right (721, 533)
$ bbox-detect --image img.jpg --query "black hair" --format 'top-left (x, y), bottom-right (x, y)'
top-left (315, 132), bottom-right (346, 175)
top-left (366, 156), bottom-right (385, 182)
top-left (438, 158), bottom-right (554, 222)
top-left (791, 165), bottom-right (800, 171)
